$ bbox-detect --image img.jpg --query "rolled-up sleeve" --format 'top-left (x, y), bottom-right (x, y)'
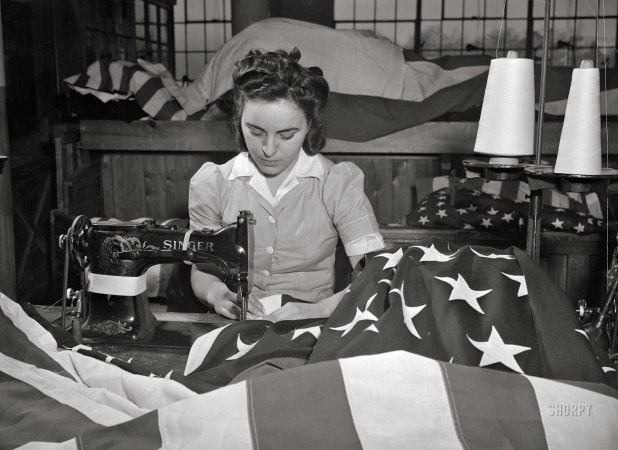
top-left (188, 162), bottom-right (224, 231)
top-left (324, 162), bottom-right (385, 256)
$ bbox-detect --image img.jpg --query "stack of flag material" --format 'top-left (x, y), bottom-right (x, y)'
top-left (2, 238), bottom-right (618, 448)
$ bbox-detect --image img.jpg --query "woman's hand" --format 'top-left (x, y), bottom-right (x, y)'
top-left (191, 267), bottom-right (264, 320)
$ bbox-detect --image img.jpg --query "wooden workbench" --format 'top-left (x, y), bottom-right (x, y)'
top-left (35, 305), bottom-right (232, 375)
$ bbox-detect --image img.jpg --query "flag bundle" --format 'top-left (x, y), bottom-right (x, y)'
top-left (2, 238), bottom-right (618, 448)
top-left (406, 187), bottom-right (608, 234)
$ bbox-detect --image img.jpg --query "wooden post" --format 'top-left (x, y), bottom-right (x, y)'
top-left (0, 1), bottom-right (17, 300)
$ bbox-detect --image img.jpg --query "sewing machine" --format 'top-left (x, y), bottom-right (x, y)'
top-left (59, 212), bottom-right (255, 342)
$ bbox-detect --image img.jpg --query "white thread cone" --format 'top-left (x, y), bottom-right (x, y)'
top-left (474, 52), bottom-right (535, 157)
top-left (554, 61), bottom-right (601, 175)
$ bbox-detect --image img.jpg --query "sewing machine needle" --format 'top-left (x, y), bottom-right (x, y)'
top-left (238, 286), bottom-right (246, 321)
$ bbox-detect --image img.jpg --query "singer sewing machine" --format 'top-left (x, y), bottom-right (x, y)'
top-left (59, 211), bottom-right (255, 343)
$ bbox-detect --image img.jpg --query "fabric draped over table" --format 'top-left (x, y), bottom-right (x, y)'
top-left (2, 237), bottom-right (618, 448)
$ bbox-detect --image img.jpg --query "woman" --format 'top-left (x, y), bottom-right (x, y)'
top-left (189, 47), bottom-right (385, 321)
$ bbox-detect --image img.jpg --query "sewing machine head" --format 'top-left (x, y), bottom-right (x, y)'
top-left (60, 212), bottom-right (255, 340)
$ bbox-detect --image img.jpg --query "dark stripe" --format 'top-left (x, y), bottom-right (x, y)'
top-left (249, 360), bottom-right (363, 450)
top-left (80, 410), bottom-right (161, 450)
top-left (134, 77), bottom-right (165, 108)
top-left (0, 375), bottom-right (103, 447)
top-left (71, 71), bottom-right (91, 88)
top-left (0, 305), bottom-right (73, 379)
top-left (440, 361), bottom-right (548, 450)
top-left (119, 65), bottom-right (138, 94)
top-left (99, 59), bottom-right (113, 92)
top-left (154, 99), bottom-right (181, 120)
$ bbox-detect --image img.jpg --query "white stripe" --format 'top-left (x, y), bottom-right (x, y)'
top-left (550, 191), bottom-right (571, 210)
top-left (586, 193), bottom-right (603, 219)
top-left (88, 273), bottom-right (147, 296)
top-left (339, 351), bottom-right (464, 449)
top-left (0, 352), bottom-right (144, 426)
top-left (480, 180), bottom-right (503, 196)
top-left (16, 438), bottom-right (78, 449)
top-left (141, 87), bottom-right (172, 118)
top-left (109, 62), bottom-right (124, 91)
top-left (184, 324), bottom-right (231, 375)
top-left (259, 294), bottom-right (283, 316)
top-left (432, 176), bottom-right (450, 193)
top-left (525, 375), bottom-right (618, 449)
top-left (159, 381), bottom-right (253, 450)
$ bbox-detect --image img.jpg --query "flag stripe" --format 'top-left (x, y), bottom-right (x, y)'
top-left (440, 361), bottom-right (548, 450)
top-left (98, 59), bottom-right (113, 92)
top-left (158, 380), bottom-right (253, 449)
top-left (0, 305), bottom-right (68, 377)
top-left (339, 352), bottom-right (464, 449)
top-left (80, 410), bottom-right (161, 450)
top-left (0, 374), bottom-right (103, 448)
top-left (250, 360), bottom-right (363, 450)
top-left (526, 375), bottom-right (618, 449)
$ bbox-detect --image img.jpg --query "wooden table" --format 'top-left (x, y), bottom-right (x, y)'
top-left (35, 305), bottom-right (232, 375)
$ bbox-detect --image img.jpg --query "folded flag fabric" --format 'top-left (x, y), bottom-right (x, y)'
top-left (3, 238), bottom-right (618, 448)
top-left (407, 187), bottom-right (611, 235)
top-left (414, 175), bottom-right (601, 218)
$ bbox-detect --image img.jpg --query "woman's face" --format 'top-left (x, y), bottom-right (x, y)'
top-left (241, 98), bottom-right (309, 177)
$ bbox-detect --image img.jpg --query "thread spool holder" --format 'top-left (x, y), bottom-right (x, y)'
top-left (0, 156), bottom-right (7, 174)
top-left (524, 166), bottom-right (618, 261)
top-left (462, 159), bottom-right (538, 182)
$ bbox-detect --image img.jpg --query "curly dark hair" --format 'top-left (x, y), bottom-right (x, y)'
top-left (231, 47), bottom-right (329, 155)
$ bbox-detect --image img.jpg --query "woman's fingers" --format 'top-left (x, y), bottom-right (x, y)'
top-left (247, 297), bottom-right (265, 318)
top-left (215, 299), bottom-right (241, 320)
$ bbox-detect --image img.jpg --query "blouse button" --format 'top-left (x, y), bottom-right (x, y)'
top-left (266, 247), bottom-right (274, 254)
top-left (262, 269), bottom-right (270, 276)
top-left (268, 216), bottom-right (276, 224)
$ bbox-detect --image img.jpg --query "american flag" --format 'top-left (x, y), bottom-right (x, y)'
top-left (407, 187), bottom-right (609, 235)
top-left (2, 239), bottom-right (618, 448)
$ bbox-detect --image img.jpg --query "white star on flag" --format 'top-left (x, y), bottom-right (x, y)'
top-left (502, 213), bottom-right (514, 223)
top-left (436, 274), bottom-right (492, 314)
top-left (471, 248), bottom-right (515, 260)
top-left (418, 216), bottom-right (430, 225)
top-left (481, 218), bottom-right (492, 228)
top-left (330, 294), bottom-right (378, 336)
top-left (502, 272), bottom-right (528, 296)
top-left (463, 223), bottom-right (474, 230)
top-left (438, 195), bottom-right (447, 200)
top-left (574, 223), bottom-right (585, 233)
top-left (365, 324), bottom-right (379, 333)
top-left (518, 217), bottom-right (525, 226)
top-left (598, 220), bottom-right (603, 226)
top-left (436, 209), bottom-right (448, 218)
top-left (292, 326), bottom-right (322, 340)
top-left (587, 218), bottom-right (594, 224)
top-left (419, 206), bottom-right (427, 211)
top-left (375, 248), bottom-right (404, 270)
top-left (411, 244), bottom-right (458, 262)
top-left (437, 201), bottom-right (446, 207)
top-left (602, 367), bottom-right (616, 373)
top-left (492, 195), bottom-right (501, 199)
top-left (390, 282), bottom-right (426, 338)
top-left (378, 278), bottom-right (392, 286)
top-left (472, 190), bottom-right (481, 196)
top-left (487, 207), bottom-right (499, 215)
top-left (226, 334), bottom-right (259, 360)
top-left (576, 212), bottom-right (586, 216)
top-left (467, 326), bottom-right (531, 374)
top-left (456, 208), bottom-right (468, 215)
top-left (555, 208), bottom-right (565, 212)
top-left (467, 204), bottom-right (478, 211)
top-left (551, 218), bottom-right (564, 229)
